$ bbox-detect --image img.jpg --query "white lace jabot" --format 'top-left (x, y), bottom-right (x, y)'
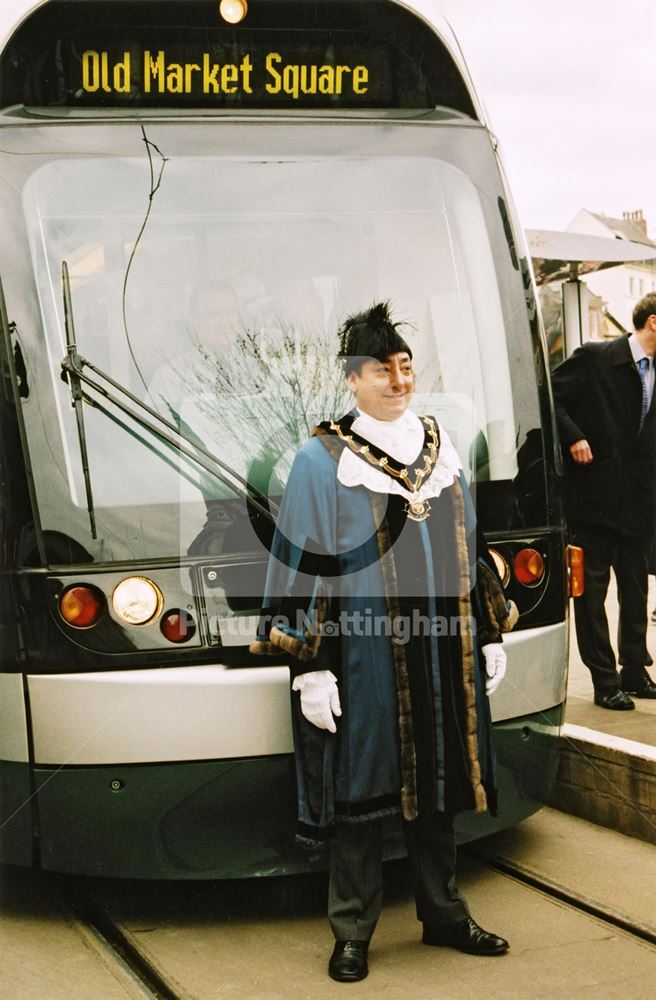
top-left (337, 409), bottom-right (463, 501)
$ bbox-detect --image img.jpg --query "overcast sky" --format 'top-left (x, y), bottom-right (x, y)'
top-left (4, 0), bottom-right (655, 234)
top-left (437, 0), bottom-right (656, 234)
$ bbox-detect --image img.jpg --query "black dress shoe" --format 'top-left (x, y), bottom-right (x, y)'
top-left (328, 940), bottom-right (369, 982)
top-left (620, 676), bottom-right (656, 699)
top-left (594, 689), bottom-right (635, 710)
top-left (422, 917), bottom-right (509, 956)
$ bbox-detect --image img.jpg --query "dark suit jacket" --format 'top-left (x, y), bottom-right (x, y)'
top-left (551, 334), bottom-right (656, 537)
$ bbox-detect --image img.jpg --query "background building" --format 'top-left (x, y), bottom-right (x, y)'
top-left (566, 209), bottom-right (656, 331)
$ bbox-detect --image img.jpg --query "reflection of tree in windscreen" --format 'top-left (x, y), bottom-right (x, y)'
top-left (185, 323), bottom-right (351, 465)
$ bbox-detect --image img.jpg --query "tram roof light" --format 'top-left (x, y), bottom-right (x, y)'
top-left (112, 577), bottom-right (163, 626)
top-left (219, 0), bottom-right (248, 24)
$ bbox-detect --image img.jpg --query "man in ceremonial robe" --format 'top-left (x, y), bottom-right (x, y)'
top-left (251, 303), bottom-right (517, 982)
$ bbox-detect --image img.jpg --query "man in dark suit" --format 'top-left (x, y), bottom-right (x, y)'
top-left (552, 292), bottom-right (656, 709)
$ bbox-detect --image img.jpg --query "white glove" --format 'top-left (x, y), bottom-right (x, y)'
top-left (481, 643), bottom-right (507, 696)
top-left (292, 670), bottom-right (342, 733)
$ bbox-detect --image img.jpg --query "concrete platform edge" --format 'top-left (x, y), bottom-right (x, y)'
top-left (545, 723), bottom-right (656, 845)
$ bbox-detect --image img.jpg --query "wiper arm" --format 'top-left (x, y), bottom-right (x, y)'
top-left (59, 260), bottom-right (277, 525)
top-left (61, 261), bottom-right (97, 539)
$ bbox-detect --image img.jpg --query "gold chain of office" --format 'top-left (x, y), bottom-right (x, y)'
top-left (328, 415), bottom-right (440, 494)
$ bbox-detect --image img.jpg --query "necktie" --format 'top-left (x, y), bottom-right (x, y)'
top-left (638, 356), bottom-right (650, 431)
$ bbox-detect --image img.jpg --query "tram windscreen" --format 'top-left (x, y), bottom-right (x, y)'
top-left (9, 122), bottom-right (545, 564)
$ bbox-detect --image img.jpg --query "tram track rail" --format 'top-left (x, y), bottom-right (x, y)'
top-left (50, 837), bottom-right (655, 1000)
top-left (467, 847), bottom-right (656, 948)
top-left (56, 886), bottom-right (187, 1000)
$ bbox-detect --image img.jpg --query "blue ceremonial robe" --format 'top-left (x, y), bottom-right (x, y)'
top-left (252, 425), bottom-right (515, 839)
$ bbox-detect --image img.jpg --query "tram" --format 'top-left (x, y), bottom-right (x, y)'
top-left (0, 0), bottom-right (572, 878)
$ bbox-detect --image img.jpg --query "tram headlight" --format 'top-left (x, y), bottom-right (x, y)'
top-left (112, 577), bottom-right (163, 625)
top-left (513, 548), bottom-right (546, 588)
top-left (488, 548), bottom-right (510, 588)
top-left (219, 0), bottom-right (248, 24)
top-left (59, 585), bottom-right (104, 628)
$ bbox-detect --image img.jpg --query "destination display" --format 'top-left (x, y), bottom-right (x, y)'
top-left (78, 42), bottom-right (373, 103)
top-left (0, 1), bottom-right (476, 116)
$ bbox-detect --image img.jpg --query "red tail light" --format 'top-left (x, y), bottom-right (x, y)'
top-left (160, 609), bottom-right (197, 643)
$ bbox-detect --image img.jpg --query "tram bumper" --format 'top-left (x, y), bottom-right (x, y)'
top-left (24, 623), bottom-right (567, 767)
top-left (16, 621), bottom-right (567, 878)
top-left (28, 664), bottom-right (294, 765)
top-left (27, 704), bottom-right (563, 879)
top-left (23, 663), bottom-right (302, 878)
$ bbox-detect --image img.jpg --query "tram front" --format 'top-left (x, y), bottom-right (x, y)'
top-left (0, 0), bottom-right (568, 877)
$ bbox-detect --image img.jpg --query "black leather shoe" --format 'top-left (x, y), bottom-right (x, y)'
top-left (422, 917), bottom-right (509, 955)
top-left (594, 689), bottom-right (635, 710)
top-left (328, 940), bottom-right (369, 982)
top-left (620, 676), bottom-right (656, 699)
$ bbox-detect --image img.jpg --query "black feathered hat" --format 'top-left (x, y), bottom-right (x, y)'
top-left (337, 301), bottom-right (412, 375)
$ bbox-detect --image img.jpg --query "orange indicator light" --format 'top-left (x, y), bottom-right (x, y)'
top-left (513, 548), bottom-right (545, 587)
top-left (59, 585), bottom-right (104, 628)
top-left (566, 545), bottom-right (585, 597)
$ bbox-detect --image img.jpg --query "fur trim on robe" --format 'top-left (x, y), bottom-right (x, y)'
top-left (249, 420), bottom-right (517, 824)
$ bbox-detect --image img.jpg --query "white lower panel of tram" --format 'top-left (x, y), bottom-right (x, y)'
top-left (23, 621), bottom-right (568, 766)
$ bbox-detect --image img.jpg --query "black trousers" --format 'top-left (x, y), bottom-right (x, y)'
top-left (570, 524), bottom-right (652, 693)
top-left (327, 812), bottom-right (469, 942)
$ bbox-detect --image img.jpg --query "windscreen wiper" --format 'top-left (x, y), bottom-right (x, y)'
top-left (61, 261), bottom-right (97, 539)
top-left (59, 261), bottom-right (277, 531)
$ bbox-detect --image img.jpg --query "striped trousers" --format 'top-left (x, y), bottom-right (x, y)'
top-left (328, 812), bottom-right (469, 942)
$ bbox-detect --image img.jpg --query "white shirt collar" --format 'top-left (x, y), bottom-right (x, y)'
top-left (628, 332), bottom-right (651, 366)
top-left (338, 412), bottom-right (463, 501)
top-left (351, 407), bottom-right (424, 465)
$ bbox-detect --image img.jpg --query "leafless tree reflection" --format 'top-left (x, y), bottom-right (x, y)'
top-left (177, 322), bottom-right (351, 487)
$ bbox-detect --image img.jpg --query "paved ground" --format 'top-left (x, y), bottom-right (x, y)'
top-left (85, 807), bottom-right (656, 1000)
top-left (2, 586), bottom-right (655, 999)
top-left (2, 807), bottom-right (655, 1000)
